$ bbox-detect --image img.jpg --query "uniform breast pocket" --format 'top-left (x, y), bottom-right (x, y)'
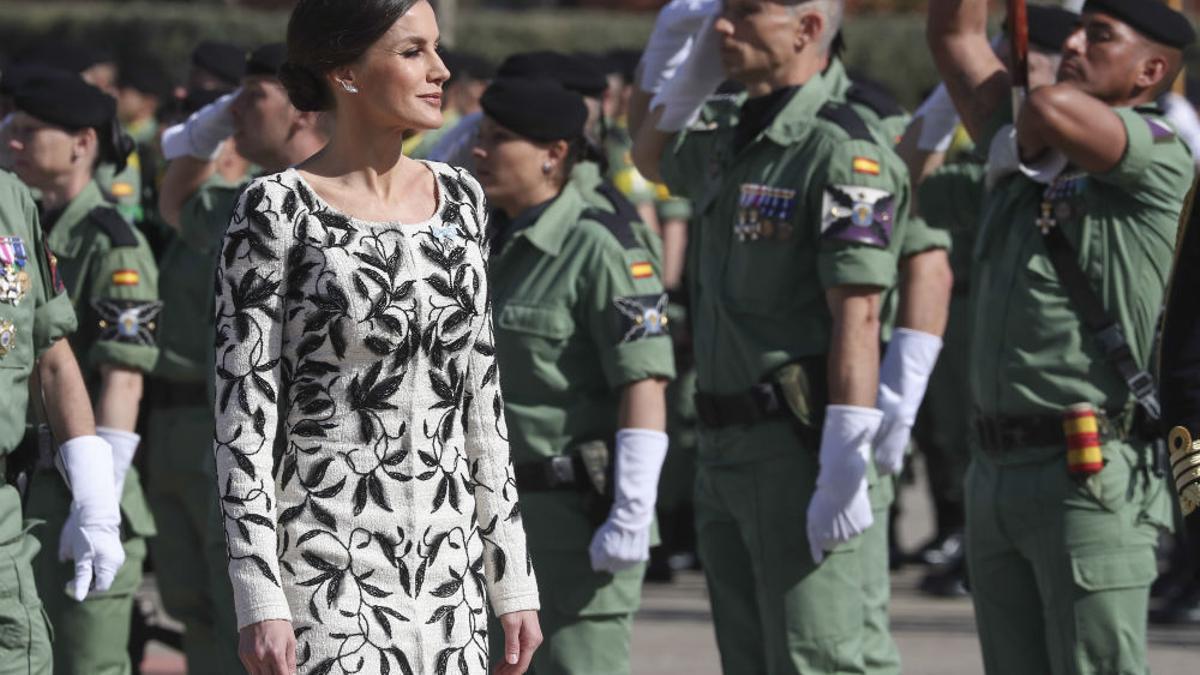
top-left (497, 304), bottom-right (575, 366)
top-left (723, 237), bottom-right (804, 315)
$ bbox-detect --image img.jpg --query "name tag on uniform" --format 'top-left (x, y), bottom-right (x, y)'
top-left (735, 184), bottom-right (797, 243)
top-left (820, 185), bottom-right (895, 248)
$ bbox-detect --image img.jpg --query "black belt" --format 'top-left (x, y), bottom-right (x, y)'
top-left (514, 455), bottom-right (590, 492)
top-left (974, 413), bottom-right (1120, 455)
top-left (694, 382), bottom-right (788, 429)
top-left (155, 379), bottom-right (209, 408)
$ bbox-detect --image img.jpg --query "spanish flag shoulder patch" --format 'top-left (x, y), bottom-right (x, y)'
top-left (112, 269), bottom-right (140, 286)
top-left (630, 261), bottom-right (654, 280)
top-left (852, 157), bottom-right (881, 176)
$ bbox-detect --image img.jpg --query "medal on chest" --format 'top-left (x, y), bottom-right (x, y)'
top-left (1037, 172), bottom-right (1089, 234)
top-left (735, 183), bottom-right (797, 242)
top-left (0, 319), bottom-right (17, 358)
top-left (0, 237), bottom-right (30, 305)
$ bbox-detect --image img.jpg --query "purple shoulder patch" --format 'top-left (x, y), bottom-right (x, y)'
top-left (1144, 116), bottom-right (1176, 144)
top-left (820, 185), bottom-right (895, 248)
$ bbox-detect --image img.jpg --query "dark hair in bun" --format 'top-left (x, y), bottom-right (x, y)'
top-left (283, 0), bottom-right (420, 112)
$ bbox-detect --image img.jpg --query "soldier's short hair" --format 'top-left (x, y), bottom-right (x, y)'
top-left (786, 0), bottom-right (844, 53)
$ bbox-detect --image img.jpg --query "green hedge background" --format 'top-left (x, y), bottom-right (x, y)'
top-left (0, 2), bottom-right (1195, 109)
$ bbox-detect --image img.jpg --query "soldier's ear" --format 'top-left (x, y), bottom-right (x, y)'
top-left (795, 6), bottom-right (825, 53)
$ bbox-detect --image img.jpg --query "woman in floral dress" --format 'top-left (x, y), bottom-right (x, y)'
top-left (211, 1), bottom-right (542, 673)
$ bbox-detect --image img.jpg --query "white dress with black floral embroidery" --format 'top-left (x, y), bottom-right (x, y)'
top-left (212, 163), bottom-right (538, 675)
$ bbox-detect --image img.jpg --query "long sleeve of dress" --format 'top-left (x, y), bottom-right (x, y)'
top-left (212, 178), bottom-right (292, 629)
top-left (463, 265), bottom-right (540, 617)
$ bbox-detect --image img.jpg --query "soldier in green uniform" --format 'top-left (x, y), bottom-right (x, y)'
top-left (633, 0), bottom-right (915, 671)
top-left (0, 167), bottom-right (126, 675)
top-left (929, 0), bottom-right (1195, 672)
top-left (7, 72), bottom-right (160, 675)
top-left (474, 78), bottom-right (675, 674)
top-left (153, 43), bottom-right (327, 675)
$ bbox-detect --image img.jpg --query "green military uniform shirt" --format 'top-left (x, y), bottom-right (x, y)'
top-left (0, 170), bottom-right (77, 456)
top-left (660, 74), bottom-right (910, 401)
top-left (490, 174), bottom-right (676, 546)
top-left (570, 160), bottom-right (664, 267)
top-left (971, 106), bottom-right (1194, 421)
top-left (45, 180), bottom-right (160, 385)
top-left (156, 174), bottom-right (246, 382)
top-left (919, 160), bottom-right (986, 285)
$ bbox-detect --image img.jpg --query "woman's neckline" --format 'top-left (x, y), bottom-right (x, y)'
top-left (285, 160), bottom-right (444, 228)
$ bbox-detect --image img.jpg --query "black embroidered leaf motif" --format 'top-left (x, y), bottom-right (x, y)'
top-left (492, 546), bottom-right (507, 581)
top-left (310, 500), bottom-right (337, 530)
top-left (293, 419), bottom-right (327, 438)
top-left (331, 318), bottom-right (348, 359)
top-left (246, 554), bottom-right (279, 585)
top-left (311, 476), bottom-right (346, 499)
top-left (434, 647), bottom-right (454, 675)
top-left (279, 501), bottom-right (306, 525)
top-left (439, 173), bottom-right (463, 203)
top-left (309, 658), bottom-right (336, 675)
top-left (388, 647), bottom-right (415, 675)
top-left (282, 189), bottom-right (298, 220)
top-left (304, 457), bottom-right (334, 487)
top-left (365, 335), bottom-right (395, 355)
top-left (431, 578), bottom-right (461, 598)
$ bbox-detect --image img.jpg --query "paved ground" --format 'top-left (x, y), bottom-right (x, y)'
top-left (140, 460), bottom-right (1200, 674)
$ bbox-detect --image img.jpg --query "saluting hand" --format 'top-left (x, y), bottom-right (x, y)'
top-left (239, 619), bottom-right (297, 675)
top-left (493, 610), bottom-right (542, 675)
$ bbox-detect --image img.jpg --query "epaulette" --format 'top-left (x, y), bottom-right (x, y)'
top-left (846, 83), bottom-right (905, 121)
top-left (86, 206), bottom-right (138, 248)
top-left (817, 102), bottom-right (875, 143)
top-left (595, 182), bottom-right (642, 225)
top-left (583, 207), bottom-right (639, 250)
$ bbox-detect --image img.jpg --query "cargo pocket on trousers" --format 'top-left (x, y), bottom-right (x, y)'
top-left (1071, 547), bottom-right (1156, 593)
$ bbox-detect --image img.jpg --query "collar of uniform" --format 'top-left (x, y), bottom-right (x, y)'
top-left (47, 179), bottom-right (105, 240)
top-left (822, 58), bottom-right (852, 101)
top-left (570, 161), bottom-right (603, 194)
top-left (520, 182), bottom-right (587, 256)
top-left (760, 74), bottom-right (832, 146)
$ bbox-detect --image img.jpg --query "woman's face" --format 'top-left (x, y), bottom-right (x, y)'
top-left (349, 1), bottom-right (450, 132)
top-left (472, 116), bottom-right (554, 213)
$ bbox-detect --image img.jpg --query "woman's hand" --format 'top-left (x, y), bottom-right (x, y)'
top-left (493, 610), bottom-right (543, 675)
top-left (239, 619), bottom-right (297, 675)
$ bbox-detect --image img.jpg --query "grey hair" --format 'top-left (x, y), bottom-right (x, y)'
top-left (787, 0), bottom-right (844, 54)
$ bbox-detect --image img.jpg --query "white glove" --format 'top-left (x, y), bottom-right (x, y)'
top-left (160, 89), bottom-right (239, 161)
top-left (806, 406), bottom-right (882, 564)
top-left (874, 328), bottom-right (943, 476)
top-left (57, 436), bottom-right (125, 601)
top-left (638, 0), bottom-right (719, 94)
top-left (912, 84), bottom-right (961, 153)
top-left (589, 429), bottom-right (669, 574)
top-left (97, 427), bottom-right (139, 494)
top-left (985, 124), bottom-right (1069, 191)
top-left (651, 15), bottom-right (725, 132)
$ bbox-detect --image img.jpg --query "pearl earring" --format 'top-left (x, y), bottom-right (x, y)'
top-left (340, 81), bottom-right (359, 94)
top-left (542, 161), bottom-right (553, 175)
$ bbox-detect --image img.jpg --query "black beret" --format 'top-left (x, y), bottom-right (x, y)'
top-left (18, 43), bottom-right (110, 74)
top-left (606, 49), bottom-right (642, 83)
top-left (0, 64), bottom-right (65, 97)
top-left (446, 52), bottom-right (495, 85)
top-left (192, 41), bottom-right (246, 86)
top-left (118, 61), bottom-right (171, 98)
top-left (497, 51), bottom-right (608, 98)
top-left (246, 43), bottom-right (287, 78)
top-left (480, 78), bottom-right (587, 142)
top-left (1083, 0), bottom-right (1196, 49)
top-left (1027, 6), bottom-right (1080, 52)
top-left (13, 72), bottom-right (115, 131)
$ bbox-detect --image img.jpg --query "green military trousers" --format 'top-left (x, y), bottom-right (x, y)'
top-left (146, 403), bottom-right (244, 674)
top-left (863, 476), bottom-right (900, 675)
top-left (965, 439), bottom-right (1171, 675)
top-left (26, 466), bottom-right (155, 675)
top-left (694, 419), bottom-right (869, 675)
top-left (0, 485), bottom-right (52, 675)
top-left (488, 548), bottom-right (644, 674)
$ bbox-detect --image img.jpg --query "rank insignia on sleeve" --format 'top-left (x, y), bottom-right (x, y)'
top-left (613, 293), bottom-right (670, 344)
top-left (734, 184), bottom-right (797, 243)
top-left (821, 185), bottom-right (895, 248)
top-left (0, 320), bottom-right (16, 358)
top-left (631, 261), bottom-right (655, 279)
top-left (92, 299), bottom-right (162, 346)
top-left (0, 237), bottom-right (30, 305)
top-left (852, 157), bottom-right (881, 176)
top-left (112, 269), bottom-right (140, 286)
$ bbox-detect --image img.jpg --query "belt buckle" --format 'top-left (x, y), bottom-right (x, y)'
top-left (546, 456), bottom-right (575, 488)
